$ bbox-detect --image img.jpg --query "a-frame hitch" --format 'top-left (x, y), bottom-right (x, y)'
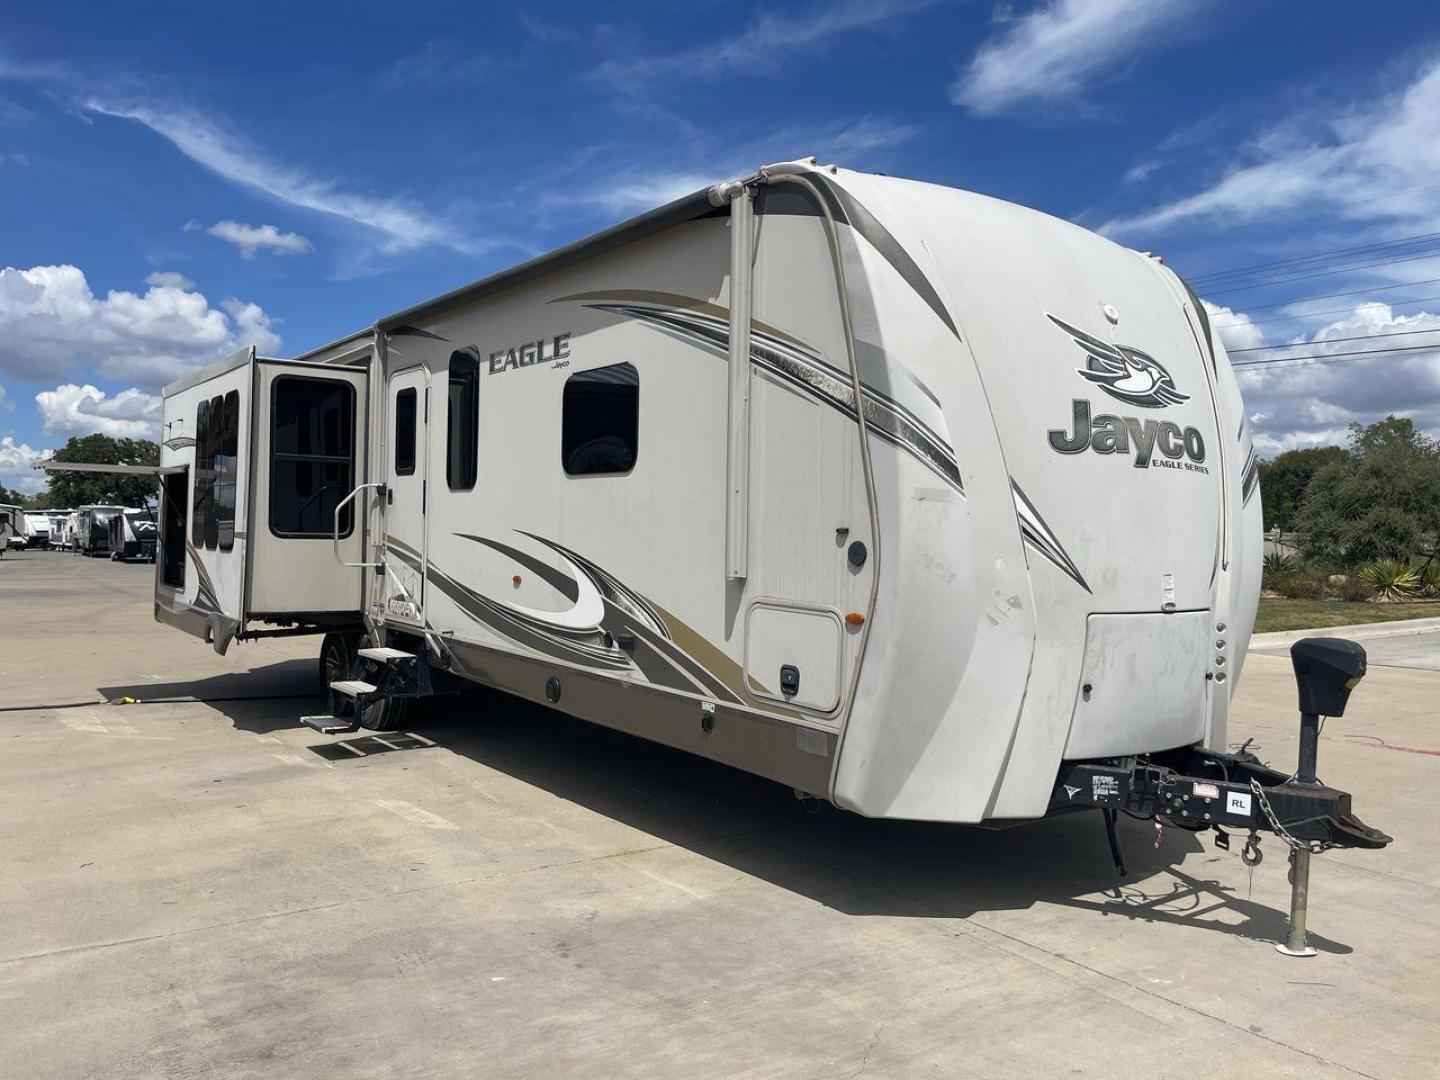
top-left (1051, 637), bottom-right (1392, 956)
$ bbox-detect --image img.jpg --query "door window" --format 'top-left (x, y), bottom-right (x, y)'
top-left (269, 376), bottom-right (356, 538)
top-left (395, 387), bottom-right (417, 476)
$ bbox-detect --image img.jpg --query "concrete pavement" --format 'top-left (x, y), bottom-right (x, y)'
top-left (2, 549), bottom-right (1438, 1079)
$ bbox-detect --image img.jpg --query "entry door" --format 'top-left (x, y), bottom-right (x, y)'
top-left (383, 366), bottom-right (429, 625)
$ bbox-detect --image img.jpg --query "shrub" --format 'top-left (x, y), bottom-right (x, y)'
top-left (1340, 575), bottom-right (1374, 602)
top-left (1418, 561), bottom-right (1440, 599)
top-left (1359, 558), bottom-right (1420, 602)
top-left (1276, 568), bottom-right (1327, 600)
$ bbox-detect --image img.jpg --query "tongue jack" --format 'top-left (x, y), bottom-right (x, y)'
top-left (1275, 638), bottom-right (1368, 957)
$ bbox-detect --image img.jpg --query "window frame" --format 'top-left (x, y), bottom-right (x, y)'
top-left (446, 350), bottom-right (479, 492)
top-left (267, 374), bottom-right (357, 541)
top-left (561, 361), bottom-right (640, 478)
top-left (191, 397), bottom-right (211, 548)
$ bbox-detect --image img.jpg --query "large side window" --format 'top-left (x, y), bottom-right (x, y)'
top-left (217, 390), bottom-right (239, 550)
top-left (395, 388), bottom-right (417, 476)
top-left (191, 398), bottom-right (211, 547)
top-left (562, 362), bottom-right (639, 476)
top-left (446, 351), bottom-right (479, 491)
top-left (269, 377), bottom-right (356, 538)
top-left (204, 394), bottom-right (222, 550)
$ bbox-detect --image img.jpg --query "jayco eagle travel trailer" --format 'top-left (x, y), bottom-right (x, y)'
top-left (66, 162), bottom-right (1386, 922)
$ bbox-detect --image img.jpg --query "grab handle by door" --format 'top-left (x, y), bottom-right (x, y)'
top-left (334, 482), bottom-right (385, 568)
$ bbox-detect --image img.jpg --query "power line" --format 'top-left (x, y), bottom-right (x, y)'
top-left (1206, 275), bottom-right (1440, 317)
top-left (1232, 341), bottom-right (1440, 368)
top-left (1227, 326), bottom-right (1440, 354)
top-left (1210, 292), bottom-right (1440, 329)
top-left (1189, 231), bottom-right (1440, 285)
top-left (1204, 248), bottom-right (1440, 296)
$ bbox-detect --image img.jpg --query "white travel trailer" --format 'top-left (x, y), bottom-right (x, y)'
top-left (94, 162), bottom-right (1391, 920)
top-left (23, 511), bottom-right (52, 548)
top-left (47, 511), bottom-right (72, 547)
top-left (0, 504), bottom-right (23, 553)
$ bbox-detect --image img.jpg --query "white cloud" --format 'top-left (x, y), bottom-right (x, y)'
top-left (595, 0), bottom-right (938, 85)
top-left (0, 382), bottom-right (9, 412)
top-left (83, 98), bottom-right (470, 253)
top-left (1230, 301), bottom-right (1440, 455)
top-left (1104, 54), bottom-right (1440, 238)
top-left (221, 298), bottom-right (282, 355)
top-left (36, 383), bottom-right (163, 439)
top-left (191, 219), bottom-right (313, 258)
top-left (1, 151), bottom-right (29, 166)
top-left (0, 264), bottom-right (281, 385)
top-left (1203, 300), bottom-right (1265, 351)
top-left (558, 116), bottom-right (920, 215)
top-left (0, 434), bottom-right (48, 494)
top-left (952, 0), bottom-right (1210, 117)
top-left (144, 270), bottom-right (194, 290)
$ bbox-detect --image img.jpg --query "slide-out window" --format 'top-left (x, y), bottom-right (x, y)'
top-left (204, 395), bottom-right (222, 549)
top-left (447, 351), bottom-right (479, 491)
top-left (395, 388), bottom-right (417, 476)
top-left (191, 398), bottom-right (211, 547)
top-left (216, 390), bottom-right (239, 550)
top-left (562, 362), bottom-right (639, 476)
top-left (269, 376), bottom-right (355, 538)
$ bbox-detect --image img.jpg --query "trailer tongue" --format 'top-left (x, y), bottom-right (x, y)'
top-left (1052, 636), bottom-right (1391, 956)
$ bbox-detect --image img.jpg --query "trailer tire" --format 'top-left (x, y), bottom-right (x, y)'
top-left (357, 694), bottom-right (409, 732)
top-left (319, 632), bottom-right (361, 718)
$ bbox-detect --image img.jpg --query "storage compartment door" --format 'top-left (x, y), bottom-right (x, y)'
top-left (249, 363), bottom-right (369, 616)
top-left (744, 603), bottom-right (844, 713)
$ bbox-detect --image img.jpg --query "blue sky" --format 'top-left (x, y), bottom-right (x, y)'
top-left (4, 0), bottom-right (1440, 491)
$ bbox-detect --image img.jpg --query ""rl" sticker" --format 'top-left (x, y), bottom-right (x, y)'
top-left (1226, 791), bottom-right (1253, 816)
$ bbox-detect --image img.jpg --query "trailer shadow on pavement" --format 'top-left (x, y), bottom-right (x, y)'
top-left (97, 659), bottom-right (319, 735)
top-left (98, 655), bottom-right (1349, 954)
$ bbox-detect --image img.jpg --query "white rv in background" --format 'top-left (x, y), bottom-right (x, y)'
top-left (23, 511), bottom-right (52, 548)
top-left (0, 504), bottom-right (23, 553)
top-left (64, 160), bottom-right (1383, 871)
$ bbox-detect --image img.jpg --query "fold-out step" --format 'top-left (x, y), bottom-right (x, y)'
top-left (357, 647), bottom-right (414, 662)
top-left (329, 679), bottom-right (377, 698)
top-left (300, 715), bottom-right (359, 734)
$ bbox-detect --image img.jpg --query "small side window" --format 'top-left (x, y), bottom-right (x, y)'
top-left (395, 388), bottom-right (417, 477)
top-left (562, 362), bottom-right (638, 476)
top-left (446, 351), bottom-right (479, 491)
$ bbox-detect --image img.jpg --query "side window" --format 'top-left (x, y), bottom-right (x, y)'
top-left (562, 362), bottom-right (639, 476)
top-left (191, 398), bottom-right (210, 547)
top-left (446, 351), bottom-right (479, 491)
top-left (204, 394), bottom-right (222, 550)
top-left (395, 388), bottom-right (417, 476)
top-left (269, 376), bottom-right (356, 538)
top-left (217, 390), bottom-right (239, 550)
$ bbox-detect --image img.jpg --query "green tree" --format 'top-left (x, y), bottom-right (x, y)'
top-left (0, 482), bottom-right (31, 507)
top-left (1296, 416), bottom-right (1440, 564)
top-left (1257, 444), bottom-right (1349, 532)
top-left (43, 434), bottom-right (160, 508)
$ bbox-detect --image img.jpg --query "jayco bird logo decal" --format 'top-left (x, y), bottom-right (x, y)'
top-left (1047, 314), bottom-right (1189, 409)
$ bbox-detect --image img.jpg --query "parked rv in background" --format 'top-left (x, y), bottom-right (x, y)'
top-left (0, 504), bottom-right (23, 553)
top-left (23, 512), bottom-right (52, 549)
top-left (74, 505), bottom-right (123, 557)
top-left (108, 508), bottom-right (157, 562)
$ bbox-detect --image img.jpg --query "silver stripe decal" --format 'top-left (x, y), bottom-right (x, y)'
top-left (1011, 480), bottom-right (1091, 594)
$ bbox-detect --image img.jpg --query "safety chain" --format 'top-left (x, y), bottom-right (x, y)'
top-left (1250, 779), bottom-right (1335, 855)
